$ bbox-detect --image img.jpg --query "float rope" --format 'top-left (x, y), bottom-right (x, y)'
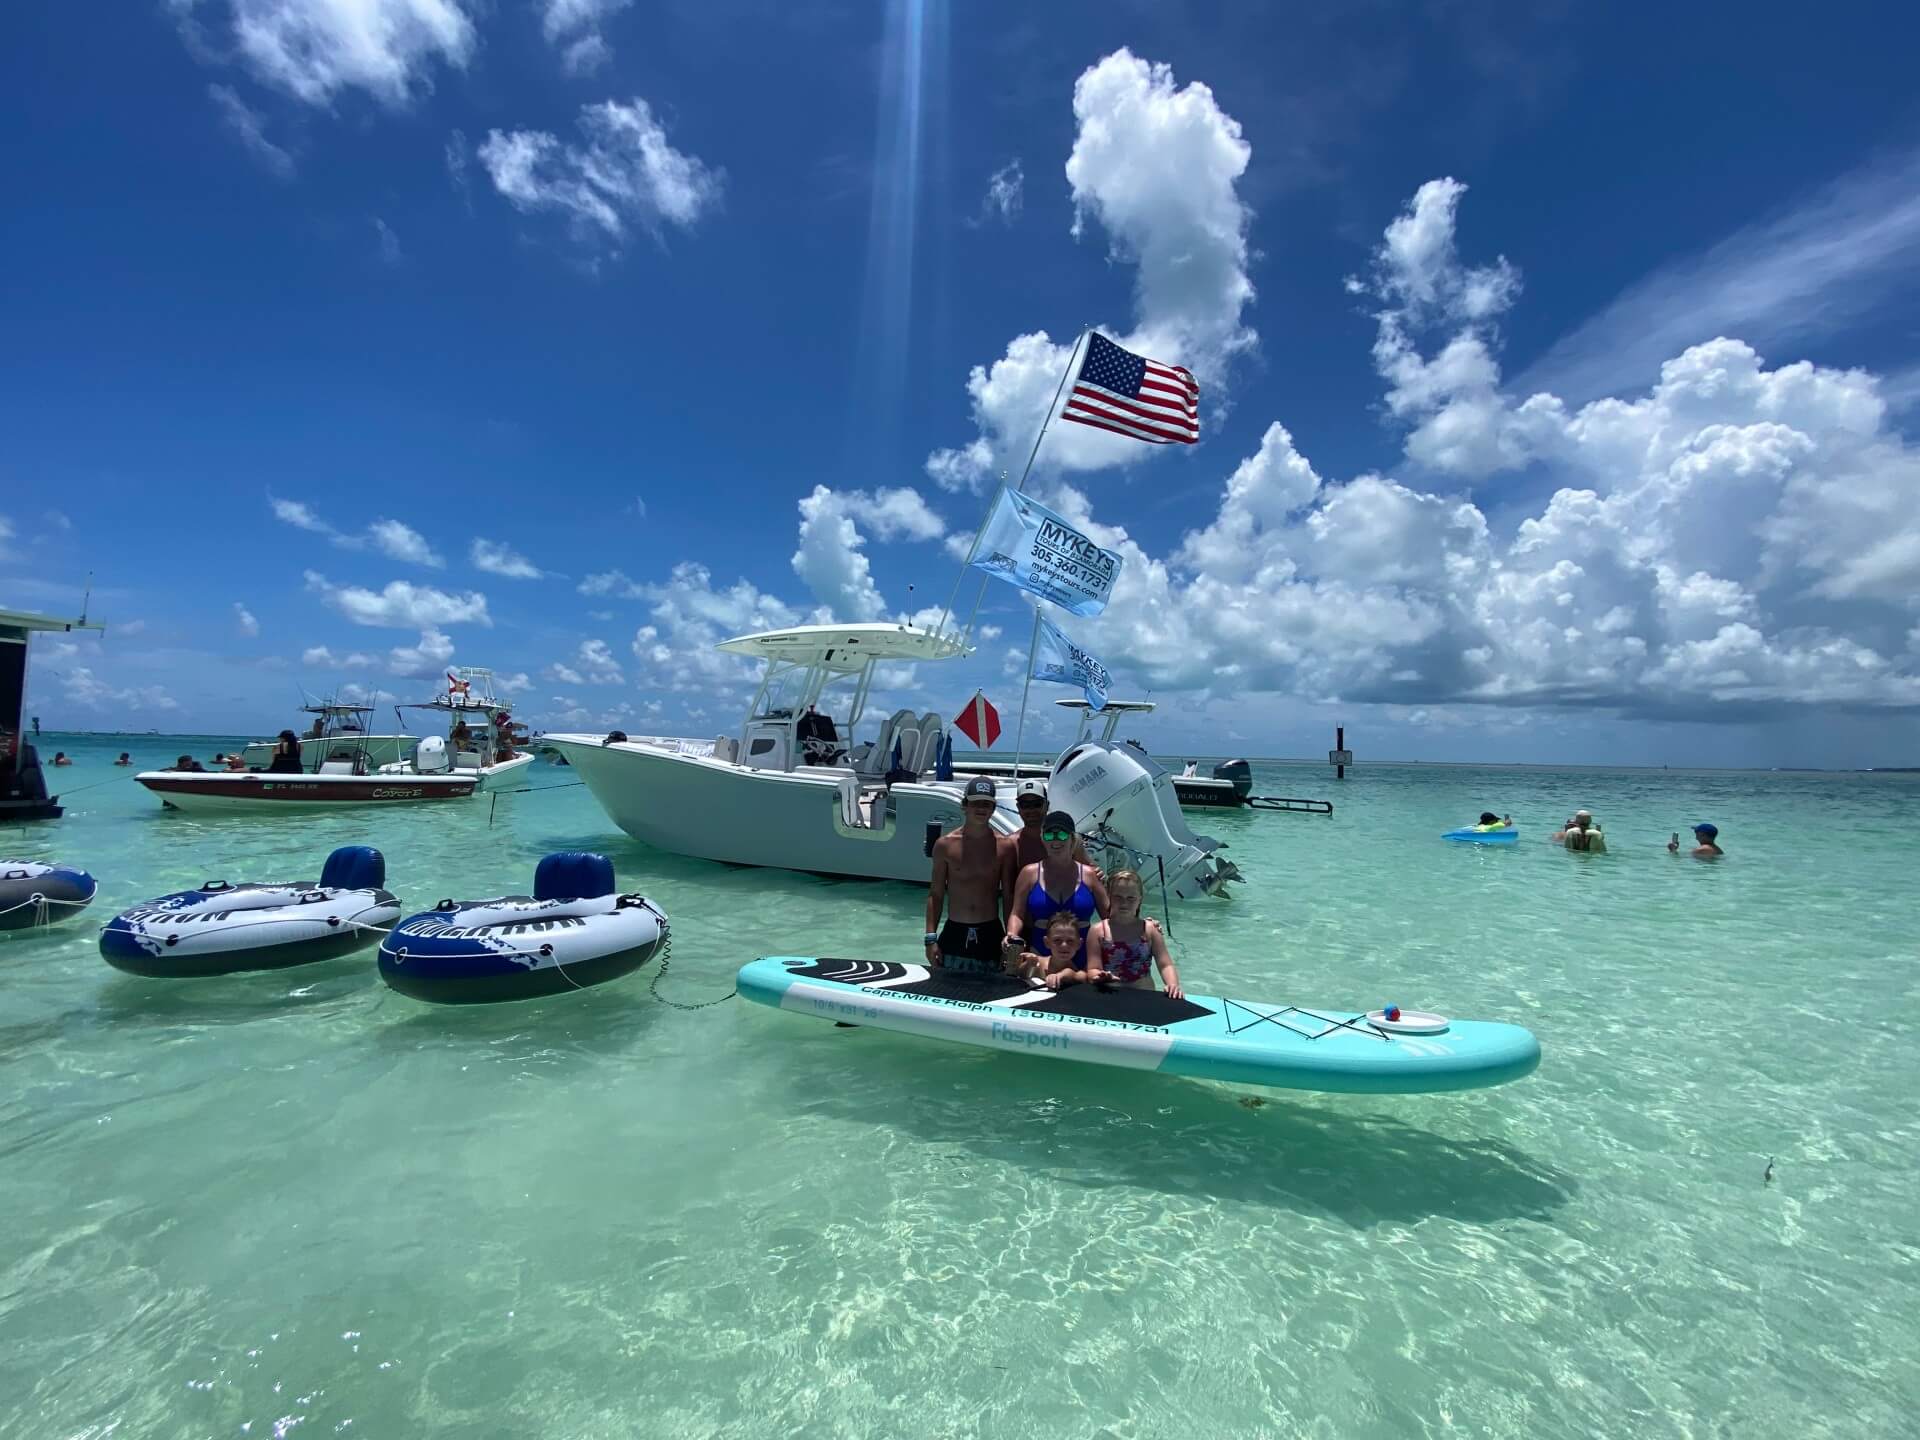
top-left (0, 891), bottom-right (96, 926)
top-left (111, 908), bottom-right (398, 946)
top-left (646, 923), bottom-right (738, 1010)
top-left (488, 781), bottom-right (584, 827)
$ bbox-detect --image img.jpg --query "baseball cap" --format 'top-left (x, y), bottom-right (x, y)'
top-left (1041, 809), bottom-right (1076, 835)
top-left (1015, 778), bottom-right (1048, 801)
top-left (962, 777), bottom-right (996, 800)
top-left (1693, 822), bottom-right (1717, 838)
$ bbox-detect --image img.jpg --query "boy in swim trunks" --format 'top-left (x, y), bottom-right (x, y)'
top-left (924, 776), bottom-right (1007, 974)
top-left (1016, 910), bottom-right (1100, 989)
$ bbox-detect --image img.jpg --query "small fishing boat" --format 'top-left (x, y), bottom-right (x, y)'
top-left (99, 845), bottom-right (398, 976)
top-left (378, 852), bottom-right (668, 1004)
top-left (0, 860), bottom-right (98, 932)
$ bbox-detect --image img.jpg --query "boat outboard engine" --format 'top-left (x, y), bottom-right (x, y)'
top-left (1047, 741), bottom-right (1240, 900)
top-left (413, 735), bottom-right (451, 774)
top-left (1212, 758), bottom-right (1254, 803)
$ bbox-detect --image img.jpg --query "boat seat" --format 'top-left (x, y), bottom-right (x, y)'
top-left (318, 760), bottom-right (355, 775)
top-left (910, 713), bottom-right (944, 775)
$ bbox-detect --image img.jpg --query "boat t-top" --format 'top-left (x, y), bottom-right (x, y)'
top-left (135, 671), bottom-right (534, 814)
top-left (542, 622), bottom-right (1239, 898)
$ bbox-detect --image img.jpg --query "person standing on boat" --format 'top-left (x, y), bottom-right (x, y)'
top-left (268, 729), bottom-right (303, 774)
top-left (924, 777), bottom-right (1008, 974)
top-left (1003, 812), bottom-right (1110, 969)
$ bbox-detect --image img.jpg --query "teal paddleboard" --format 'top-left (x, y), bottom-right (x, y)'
top-left (739, 958), bottom-right (1540, 1096)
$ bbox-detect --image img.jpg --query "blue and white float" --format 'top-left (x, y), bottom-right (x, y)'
top-left (377, 852), bottom-right (668, 1004)
top-left (99, 845), bottom-right (398, 976)
top-left (0, 861), bottom-right (98, 933)
top-left (1443, 824), bottom-right (1519, 844)
top-left (738, 957), bottom-right (1541, 1096)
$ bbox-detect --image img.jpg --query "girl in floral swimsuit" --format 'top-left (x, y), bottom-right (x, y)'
top-left (1085, 868), bottom-right (1182, 999)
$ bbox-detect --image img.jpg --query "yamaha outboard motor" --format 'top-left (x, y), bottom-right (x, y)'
top-left (1047, 741), bottom-right (1239, 900)
top-left (1212, 758), bottom-right (1254, 803)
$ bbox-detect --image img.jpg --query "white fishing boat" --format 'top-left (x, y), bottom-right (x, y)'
top-left (137, 671), bottom-right (533, 814)
top-left (542, 623), bottom-right (1239, 899)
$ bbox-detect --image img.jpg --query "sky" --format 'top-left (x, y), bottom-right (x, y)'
top-left (4, 1), bottom-right (1919, 767)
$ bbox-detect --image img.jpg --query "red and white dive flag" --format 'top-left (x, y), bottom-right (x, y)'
top-left (952, 691), bottom-right (1001, 749)
top-left (1059, 332), bottom-right (1200, 445)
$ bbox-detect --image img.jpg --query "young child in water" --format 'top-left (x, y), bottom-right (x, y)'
top-left (1085, 868), bottom-right (1183, 999)
top-left (1015, 910), bottom-right (1094, 988)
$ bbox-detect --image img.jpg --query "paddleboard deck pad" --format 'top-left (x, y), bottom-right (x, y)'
top-left (739, 958), bottom-right (1540, 1095)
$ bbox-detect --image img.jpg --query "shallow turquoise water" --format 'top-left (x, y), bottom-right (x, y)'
top-left (4, 733), bottom-right (1917, 1438)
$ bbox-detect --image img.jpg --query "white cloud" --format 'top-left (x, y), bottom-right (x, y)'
top-left (470, 538), bottom-right (542, 579)
top-left (372, 216), bottom-right (402, 264)
top-left (792, 485), bottom-right (945, 621)
top-left (177, 0), bottom-right (477, 108)
top-left (497, 671), bottom-right (532, 694)
top-left (478, 97), bottom-right (723, 253)
top-left (386, 626), bottom-right (455, 677)
top-left (367, 517), bottom-right (441, 567)
top-left (547, 637), bottom-right (624, 686)
top-left (1519, 147), bottom-right (1920, 409)
top-left (59, 667), bottom-right (179, 713)
top-left (234, 602), bottom-right (260, 637)
top-left (625, 561), bottom-right (799, 696)
top-left (976, 158), bottom-right (1023, 225)
top-left (927, 50), bottom-right (1254, 491)
top-left (304, 571), bottom-right (490, 628)
top-left (302, 645), bottom-right (334, 664)
top-left (578, 569), bottom-right (646, 598)
top-left (1027, 180), bottom-right (1920, 720)
top-left (271, 497), bottom-right (337, 535)
top-left (209, 83), bottom-right (293, 177)
top-left (540, 0), bottom-right (631, 74)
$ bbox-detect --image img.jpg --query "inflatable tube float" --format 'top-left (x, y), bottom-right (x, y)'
top-left (378, 852), bottom-right (667, 1004)
top-left (1444, 825), bottom-right (1518, 843)
top-left (1, 861), bottom-right (98, 933)
top-left (99, 845), bottom-right (398, 977)
top-left (739, 958), bottom-right (1540, 1095)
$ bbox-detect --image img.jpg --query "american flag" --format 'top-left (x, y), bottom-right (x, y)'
top-left (1059, 332), bottom-right (1200, 445)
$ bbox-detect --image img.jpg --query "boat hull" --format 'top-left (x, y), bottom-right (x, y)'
top-left (546, 736), bottom-right (982, 882)
top-left (135, 772), bottom-right (477, 813)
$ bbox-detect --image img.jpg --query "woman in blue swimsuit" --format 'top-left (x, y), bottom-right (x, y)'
top-left (1002, 810), bottom-right (1109, 974)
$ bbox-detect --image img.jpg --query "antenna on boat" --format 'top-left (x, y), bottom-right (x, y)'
top-left (78, 571), bottom-right (93, 626)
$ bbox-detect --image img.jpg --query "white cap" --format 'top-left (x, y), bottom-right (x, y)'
top-left (1015, 777), bottom-right (1048, 799)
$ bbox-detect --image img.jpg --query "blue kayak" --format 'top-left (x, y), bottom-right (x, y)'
top-left (738, 957), bottom-right (1541, 1096)
top-left (1444, 825), bottom-right (1519, 843)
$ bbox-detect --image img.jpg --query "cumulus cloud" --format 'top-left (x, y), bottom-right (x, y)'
top-left (540, 0), bottom-right (631, 75)
top-left (470, 538), bottom-right (542, 579)
top-left (792, 485), bottom-right (946, 621)
top-left (304, 571), bottom-right (490, 628)
top-left (385, 626), bottom-right (455, 677)
top-left (234, 602), bottom-right (260, 637)
top-left (172, 0), bottom-right (477, 108)
top-left (625, 562), bottom-right (799, 698)
top-left (372, 216), bottom-right (402, 265)
top-left (367, 518), bottom-right (442, 567)
top-left (209, 83), bottom-right (293, 177)
top-left (547, 637), bottom-right (624, 686)
top-left (478, 97), bottom-right (723, 254)
top-left (926, 49), bottom-right (1254, 492)
top-left (59, 667), bottom-right (179, 713)
top-left (578, 569), bottom-right (647, 598)
top-left (1032, 180), bottom-right (1920, 719)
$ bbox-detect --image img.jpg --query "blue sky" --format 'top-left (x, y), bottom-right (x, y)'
top-left (5, 1), bottom-right (1919, 767)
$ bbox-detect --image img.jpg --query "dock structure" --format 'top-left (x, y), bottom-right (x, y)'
top-left (2, 606), bottom-right (104, 822)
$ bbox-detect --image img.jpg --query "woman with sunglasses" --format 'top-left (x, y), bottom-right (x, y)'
top-left (1002, 810), bottom-right (1109, 971)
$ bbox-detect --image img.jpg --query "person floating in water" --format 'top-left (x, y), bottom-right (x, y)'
top-left (1669, 823), bottom-right (1723, 858)
top-left (924, 777), bottom-right (1008, 975)
top-left (1470, 811), bottom-right (1513, 832)
top-left (114, 752), bottom-right (132, 766)
top-left (51, 751), bottom-right (72, 766)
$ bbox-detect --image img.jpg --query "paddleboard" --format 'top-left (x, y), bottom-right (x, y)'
top-left (738, 958), bottom-right (1540, 1096)
top-left (1443, 826), bottom-right (1518, 843)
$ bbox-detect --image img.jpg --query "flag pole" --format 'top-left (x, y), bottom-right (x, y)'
top-left (1010, 605), bottom-right (1043, 777)
top-left (934, 327), bottom-right (1091, 642)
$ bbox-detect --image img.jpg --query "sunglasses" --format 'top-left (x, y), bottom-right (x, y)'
top-left (1041, 829), bottom-right (1074, 842)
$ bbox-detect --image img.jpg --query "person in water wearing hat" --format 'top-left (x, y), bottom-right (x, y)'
top-left (925, 776), bottom-right (1009, 974)
top-left (1003, 810), bottom-right (1110, 971)
top-left (1554, 810), bottom-right (1606, 852)
top-left (1669, 823), bottom-right (1724, 858)
top-left (1001, 777), bottom-right (1087, 899)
